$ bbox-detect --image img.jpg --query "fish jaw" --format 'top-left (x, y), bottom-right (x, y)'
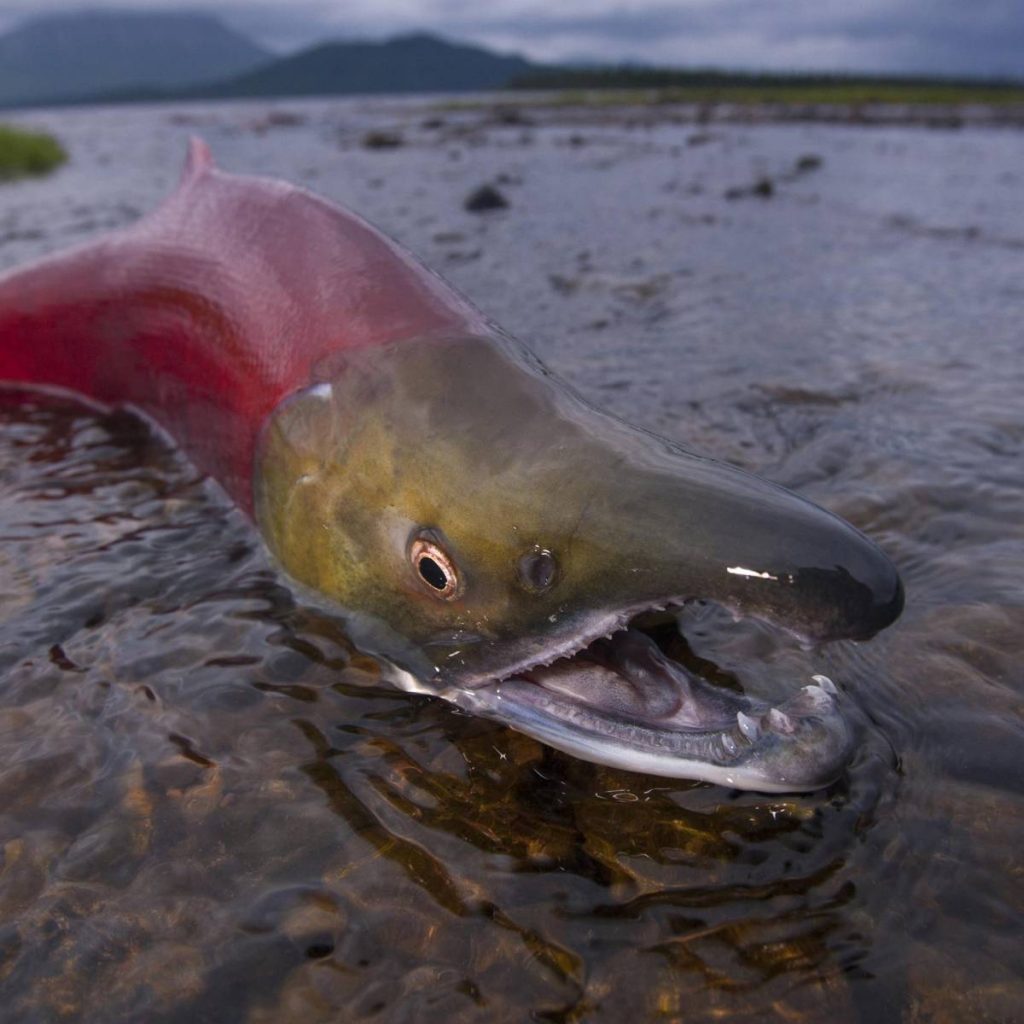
top-left (445, 623), bottom-right (854, 793)
top-left (455, 678), bottom-right (852, 793)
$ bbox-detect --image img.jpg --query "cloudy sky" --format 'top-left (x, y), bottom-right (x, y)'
top-left (3, 0), bottom-right (1023, 78)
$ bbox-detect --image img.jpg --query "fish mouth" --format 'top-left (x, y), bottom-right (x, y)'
top-left (450, 602), bottom-right (854, 793)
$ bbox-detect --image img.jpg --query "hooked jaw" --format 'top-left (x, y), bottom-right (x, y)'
top-left (450, 609), bottom-right (856, 793)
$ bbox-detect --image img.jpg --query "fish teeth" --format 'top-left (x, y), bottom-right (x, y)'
top-left (767, 708), bottom-right (795, 734)
top-left (811, 673), bottom-right (839, 696)
top-left (722, 733), bottom-right (739, 756)
top-left (800, 684), bottom-right (834, 712)
top-left (736, 711), bottom-right (761, 742)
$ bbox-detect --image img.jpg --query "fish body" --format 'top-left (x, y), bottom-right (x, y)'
top-left (0, 139), bottom-right (487, 511)
top-left (0, 140), bottom-right (903, 791)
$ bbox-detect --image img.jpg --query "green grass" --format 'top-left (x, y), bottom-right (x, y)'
top-left (590, 83), bottom-right (1024, 106)
top-left (442, 83), bottom-right (1024, 112)
top-left (506, 67), bottom-right (1024, 105)
top-left (0, 124), bottom-right (67, 181)
top-left (435, 70), bottom-right (1024, 112)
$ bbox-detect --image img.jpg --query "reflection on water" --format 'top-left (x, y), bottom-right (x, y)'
top-left (0, 98), bottom-right (1022, 1021)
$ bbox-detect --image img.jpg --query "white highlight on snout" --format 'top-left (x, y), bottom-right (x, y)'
top-left (727, 566), bottom-right (779, 581)
top-left (307, 382), bottom-right (333, 400)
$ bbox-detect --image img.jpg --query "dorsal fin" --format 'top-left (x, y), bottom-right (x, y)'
top-left (180, 135), bottom-right (215, 186)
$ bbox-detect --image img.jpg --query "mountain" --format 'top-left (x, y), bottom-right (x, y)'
top-left (190, 32), bottom-right (537, 99)
top-left (0, 9), bottom-right (270, 107)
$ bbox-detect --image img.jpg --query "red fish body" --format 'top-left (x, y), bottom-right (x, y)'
top-left (0, 138), bottom-right (486, 511)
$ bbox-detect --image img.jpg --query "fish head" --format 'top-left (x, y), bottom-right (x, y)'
top-left (255, 333), bottom-right (903, 791)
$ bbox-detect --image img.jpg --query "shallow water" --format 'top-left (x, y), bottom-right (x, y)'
top-left (0, 97), bottom-right (1022, 1022)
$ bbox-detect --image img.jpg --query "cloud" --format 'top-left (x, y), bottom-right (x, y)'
top-left (0, 0), bottom-right (1021, 77)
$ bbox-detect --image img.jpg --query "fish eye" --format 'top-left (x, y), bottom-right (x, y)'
top-left (410, 534), bottom-right (460, 600)
top-left (518, 546), bottom-right (557, 593)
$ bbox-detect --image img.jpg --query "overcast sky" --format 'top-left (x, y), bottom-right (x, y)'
top-left (3, 0), bottom-right (1023, 78)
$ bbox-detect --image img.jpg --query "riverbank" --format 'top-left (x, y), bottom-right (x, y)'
top-left (441, 89), bottom-right (1024, 129)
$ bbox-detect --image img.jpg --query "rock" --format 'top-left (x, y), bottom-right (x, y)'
top-left (464, 185), bottom-right (508, 213)
top-left (725, 177), bottom-right (775, 200)
top-left (795, 153), bottom-right (823, 173)
top-left (548, 273), bottom-right (580, 295)
top-left (361, 131), bottom-right (403, 150)
top-left (491, 107), bottom-right (532, 126)
top-left (249, 111), bottom-right (305, 133)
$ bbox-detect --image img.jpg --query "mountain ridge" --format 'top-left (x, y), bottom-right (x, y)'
top-left (188, 31), bottom-right (536, 99)
top-left (0, 8), bottom-right (271, 107)
top-left (2, 9), bottom-right (1017, 111)
top-left (0, 11), bottom-right (538, 108)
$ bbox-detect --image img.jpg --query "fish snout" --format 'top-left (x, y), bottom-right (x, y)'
top-left (788, 558), bottom-right (904, 641)
top-left (624, 453), bottom-right (905, 644)
top-left (750, 554), bottom-right (904, 644)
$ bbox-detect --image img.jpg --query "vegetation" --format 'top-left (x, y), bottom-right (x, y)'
top-left (505, 68), bottom-right (1024, 107)
top-left (0, 124), bottom-right (66, 180)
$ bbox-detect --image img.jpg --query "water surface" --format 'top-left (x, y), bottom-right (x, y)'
top-left (0, 96), bottom-right (1022, 1022)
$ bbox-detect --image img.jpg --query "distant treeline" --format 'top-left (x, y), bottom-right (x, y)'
top-left (508, 67), bottom-right (1024, 104)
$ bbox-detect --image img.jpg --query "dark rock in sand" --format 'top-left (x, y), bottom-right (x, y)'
top-left (491, 106), bottom-right (532, 126)
top-left (795, 153), bottom-right (823, 173)
top-left (361, 130), bottom-right (403, 149)
top-left (725, 177), bottom-right (775, 200)
top-left (445, 248), bottom-right (482, 264)
top-left (464, 184), bottom-right (509, 212)
top-left (248, 110), bottom-right (306, 135)
top-left (548, 273), bottom-right (580, 295)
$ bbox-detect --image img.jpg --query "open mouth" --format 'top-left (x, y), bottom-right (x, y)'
top-left (453, 603), bottom-right (854, 793)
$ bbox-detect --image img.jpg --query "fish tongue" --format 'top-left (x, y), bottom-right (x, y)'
top-left (598, 628), bottom-right (753, 731)
top-left (530, 629), bottom-right (748, 730)
top-left (591, 628), bottom-right (691, 719)
top-left (525, 628), bottom-right (685, 720)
